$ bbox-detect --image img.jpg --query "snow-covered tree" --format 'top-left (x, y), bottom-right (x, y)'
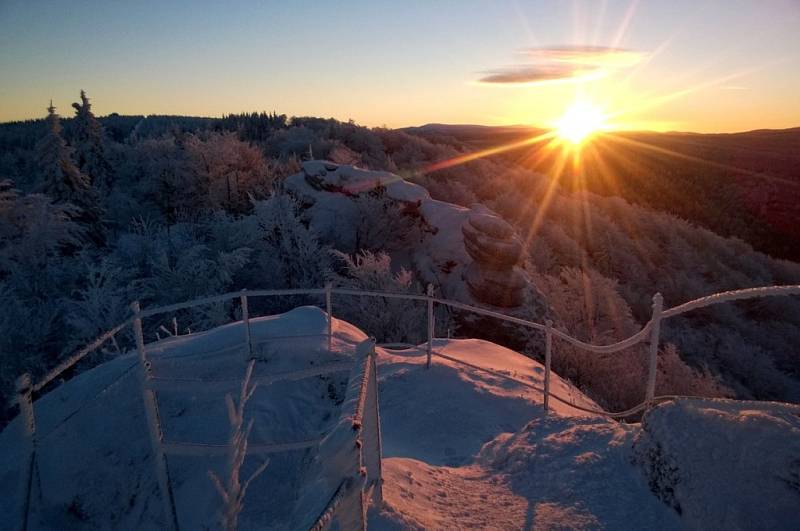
top-left (127, 137), bottom-right (200, 225)
top-left (332, 250), bottom-right (426, 343)
top-left (116, 220), bottom-right (251, 331)
top-left (249, 194), bottom-right (331, 291)
top-left (351, 186), bottom-right (420, 253)
top-left (528, 266), bottom-right (728, 410)
top-left (0, 182), bottom-right (84, 414)
top-left (65, 257), bottom-right (130, 354)
top-left (71, 90), bottom-right (113, 190)
top-left (35, 102), bottom-right (104, 242)
top-left (36, 102), bottom-right (90, 204)
top-left (185, 132), bottom-right (271, 212)
top-left (208, 360), bottom-right (268, 531)
top-left (0, 180), bottom-right (82, 275)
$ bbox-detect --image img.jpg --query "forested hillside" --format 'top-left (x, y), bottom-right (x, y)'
top-left (405, 123), bottom-right (800, 261)
top-left (1, 93), bottom-right (799, 427)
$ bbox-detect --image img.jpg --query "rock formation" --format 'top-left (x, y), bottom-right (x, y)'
top-left (286, 161), bottom-right (548, 351)
top-left (462, 205), bottom-right (526, 307)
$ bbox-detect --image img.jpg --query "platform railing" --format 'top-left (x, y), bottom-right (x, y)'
top-left (8, 283), bottom-right (800, 530)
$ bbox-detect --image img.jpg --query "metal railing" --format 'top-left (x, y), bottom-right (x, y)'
top-left (8, 282), bottom-right (800, 530)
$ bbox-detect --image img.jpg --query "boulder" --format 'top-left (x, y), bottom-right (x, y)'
top-left (461, 205), bottom-right (527, 307)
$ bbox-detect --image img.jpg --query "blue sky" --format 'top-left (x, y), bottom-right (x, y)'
top-left (1, 0), bottom-right (799, 131)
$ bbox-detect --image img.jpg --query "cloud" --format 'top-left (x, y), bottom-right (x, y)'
top-left (521, 46), bottom-right (645, 67)
top-left (477, 45), bottom-right (645, 85)
top-left (478, 64), bottom-right (605, 85)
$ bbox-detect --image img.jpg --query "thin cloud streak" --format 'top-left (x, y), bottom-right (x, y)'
top-left (478, 44), bottom-right (645, 85)
top-left (520, 46), bottom-right (645, 67)
top-left (477, 64), bottom-right (605, 85)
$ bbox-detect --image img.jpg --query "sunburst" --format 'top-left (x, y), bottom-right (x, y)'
top-left (554, 100), bottom-right (611, 147)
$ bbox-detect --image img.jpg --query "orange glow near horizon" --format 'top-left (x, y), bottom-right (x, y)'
top-left (415, 65), bottom-right (796, 258)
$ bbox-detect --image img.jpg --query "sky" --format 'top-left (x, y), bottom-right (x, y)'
top-left (1, 0), bottom-right (799, 132)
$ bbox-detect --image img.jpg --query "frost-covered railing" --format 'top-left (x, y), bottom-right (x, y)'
top-left (309, 338), bottom-right (382, 531)
top-left (9, 283), bottom-right (800, 529)
top-left (11, 287), bottom-right (376, 531)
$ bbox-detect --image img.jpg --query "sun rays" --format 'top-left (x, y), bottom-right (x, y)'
top-left (414, 0), bottom-right (791, 277)
top-left (416, 74), bottom-right (780, 278)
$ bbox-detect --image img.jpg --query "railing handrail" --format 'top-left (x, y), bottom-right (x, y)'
top-left (10, 283), bottom-right (800, 530)
top-left (21, 283), bottom-right (800, 403)
top-left (662, 284), bottom-right (800, 318)
top-left (32, 319), bottom-right (133, 394)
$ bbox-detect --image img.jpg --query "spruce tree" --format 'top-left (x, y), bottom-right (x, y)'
top-left (36, 101), bottom-right (104, 243)
top-left (72, 90), bottom-right (113, 190)
top-left (36, 101), bottom-right (90, 203)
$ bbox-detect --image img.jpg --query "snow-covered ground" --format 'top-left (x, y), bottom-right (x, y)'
top-left (0, 307), bottom-right (368, 530)
top-left (1, 306), bottom-right (798, 530)
top-left (369, 341), bottom-right (681, 530)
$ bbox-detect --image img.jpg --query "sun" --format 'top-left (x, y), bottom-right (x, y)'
top-left (555, 100), bottom-right (610, 146)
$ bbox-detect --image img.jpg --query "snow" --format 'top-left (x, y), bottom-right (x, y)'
top-left (472, 415), bottom-right (681, 530)
top-left (633, 398), bottom-right (800, 530)
top-left (369, 341), bottom-right (680, 530)
top-left (2, 307), bottom-right (799, 529)
top-left (301, 161), bottom-right (430, 203)
top-left (0, 307), bottom-right (369, 530)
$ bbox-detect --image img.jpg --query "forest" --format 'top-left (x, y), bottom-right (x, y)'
top-left (1, 91), bottom-right (799, 426)
top-left (407, 123), bottom-right (800, 261)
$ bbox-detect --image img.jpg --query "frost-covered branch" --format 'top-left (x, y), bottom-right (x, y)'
top-left (208, 359), bottom-right (268, 531)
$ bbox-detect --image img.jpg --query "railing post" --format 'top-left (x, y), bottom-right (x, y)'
top-left (240, 289), bottom-right (252, 360)
top-left (645, 293), bottom-right (664, 406)
top-left (16, 374), bottom-right (36, 531)
top-left (544, 320), bottom-right (553, 414)
top-left (426, 284), bottom-right (434, 369)
top-left (326, 282), bottom-right (333, 352)
top-left (131, 301), bottom-right (151, 378)
top-left (131, 301), bottom-right (178, 531)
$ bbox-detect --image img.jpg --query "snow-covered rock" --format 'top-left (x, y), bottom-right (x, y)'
top-left (474, 415), bottom-right (682, 530)
top-left (301, 160), bottom-right (430, 203)
top-left (285, 161), bottom-right (549, 337)
top-left (462, 203), bottom-right (527, 307)
top-left (633, 398), bottom-right (800, 530)
top-left (286, 161), bottom-right (473, 299)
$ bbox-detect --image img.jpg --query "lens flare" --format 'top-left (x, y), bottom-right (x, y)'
top-left (555, 101), bottom-right (610, 146)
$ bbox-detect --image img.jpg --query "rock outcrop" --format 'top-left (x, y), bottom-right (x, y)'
top-left (286, 161), bottom-right (549, 351)
top-left (286, 161), bottom-right (544, 315)
top-left (300, 160), bottom-right (430, 202)
top-left (462, 205), bottom-right (526, 307)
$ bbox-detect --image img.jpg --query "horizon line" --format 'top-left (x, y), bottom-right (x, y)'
top-left (1, 112), bottom-right (799, 137)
